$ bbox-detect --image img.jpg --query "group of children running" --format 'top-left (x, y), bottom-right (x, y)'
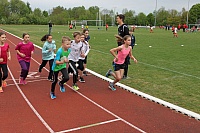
top-left (0, 28), bottom-right (137, 99)
top-left (39, 29), bottom-right (90, 99)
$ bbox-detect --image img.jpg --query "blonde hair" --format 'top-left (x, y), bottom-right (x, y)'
top-left (62, 36), bottom-right (71, 43)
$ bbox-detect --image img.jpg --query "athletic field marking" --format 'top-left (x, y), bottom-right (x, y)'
top-left (6, 35), bottom-right (146, 132)
top-left (91, 49), bottom-right (200, 80)
top-left (7, 66), bottom-right (54, 133)
top-left (64, 84), bottom-right (146, 133)
top-left (5, 76), bottom-right (47, 81)
top-left (55, 119), bottom-right (120, 133)
top-left (6, 79), bottom-right (49, 87)
top-left (31, 53), bottom-right (146, 133)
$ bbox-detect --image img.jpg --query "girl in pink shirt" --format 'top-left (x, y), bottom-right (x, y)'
top-left (0, 32), bottom-right (11, 93)
top-left (106, 35), bottom-right (137, 91)
top-left (15, 33), bottom-right (34, 85)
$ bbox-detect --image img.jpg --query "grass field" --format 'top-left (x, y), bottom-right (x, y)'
top-left (1, 25), bottom-right (200, 114)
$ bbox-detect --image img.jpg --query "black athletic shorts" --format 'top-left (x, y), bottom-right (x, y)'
top-left (112, 62), bottom-right (125, 71)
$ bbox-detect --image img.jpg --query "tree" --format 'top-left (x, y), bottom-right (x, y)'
top-left (124, 10), bottom-right (135, 25)
top-left (136, 12), bottom-right (147, 25)
top-left (0, 0), bottom-right (10, 21)
top-left (10, 0), bottom-right (29, 17)
top-left (156, 7), bottom-right (170, 26)
top-left (43, 11), bottom-right (48, 17)
top-left (189, 4), bottom-right (200, 24)
top-left (146, 13), bottom-right (154, 26)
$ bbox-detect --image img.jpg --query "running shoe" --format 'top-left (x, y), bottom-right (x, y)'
top-left (48, 78), bottom-right (54, 82)
top-left (59, 82), bottom-right (66, 92)
top-left (2, 81), bottom-right (7, 87)
top-left (0, 87), bottom-right (3, 93)
top-left (79, 77), bottom-right (85, 83)
top-left (108, 82), bottom-right (116, 91)
top-left (23, 79), bottom-right (27, 85)
top-left (72, 84), bottom-right (80, 91)
top-left (50, 92), bottom-right (56, 99)
top-left (106, 69), bottom-right (112, 77)
top-left (83, 71), bottom-right (87, 76)
top-left (19, 77), bottom-right (24, 84)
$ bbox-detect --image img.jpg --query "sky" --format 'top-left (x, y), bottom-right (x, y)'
top-left (21, 0), bottom-right (200, 15)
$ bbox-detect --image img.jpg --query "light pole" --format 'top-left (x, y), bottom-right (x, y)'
top-left (186, 0), bottom-right (191, 26)
top-left (154, 0), bottom-right (157, 27)
top-left (99, 7), bottom-right (103, 27)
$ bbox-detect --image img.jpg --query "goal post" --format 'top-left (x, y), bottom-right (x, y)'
top-left (188, 24), bottom-right (200, 29)
top-left (71, 20), bottom-right (103, 27)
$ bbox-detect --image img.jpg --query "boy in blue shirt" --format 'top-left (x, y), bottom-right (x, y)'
top-left (50, 36), bottom-right (71, 99)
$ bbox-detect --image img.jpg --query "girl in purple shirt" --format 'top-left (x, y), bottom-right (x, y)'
top-left (15, 33), bottom-right (34, 85)
top-left (106, 35), bottom-right (137, 91)
top-left (0, 32), bottom-right (11, 93)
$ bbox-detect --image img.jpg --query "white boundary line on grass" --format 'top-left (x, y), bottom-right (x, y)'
top-left (2, 29), bottom-right (200, 121)
top-left (91, 49), bottom-right (200, 80)
top-left (7, 66), bottom-right (54, 133)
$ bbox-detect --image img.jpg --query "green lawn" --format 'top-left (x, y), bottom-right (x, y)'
top-left (1, 25), bottom-right (200, 114)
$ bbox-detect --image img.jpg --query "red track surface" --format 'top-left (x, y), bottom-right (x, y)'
top-left (0, 31), bottom-right (200, 133)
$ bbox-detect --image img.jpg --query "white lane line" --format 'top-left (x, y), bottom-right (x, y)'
top-left (6, 79), bottom-right (49, 87)
top-left (65, 84), bottom-right (146, 133)
top-left (7, 66), bottom-right (54, 133)
top-left (55, 119), bottom-right (120, 133)
top-left (91, 49), bottom-right (200, 80)
top-left (7, 30), bottom-right (146, 132)
top-left (31, 48), bottom-right (146, 133)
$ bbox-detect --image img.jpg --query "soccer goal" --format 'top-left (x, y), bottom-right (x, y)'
top-left (188, 24), bottom-right (200, 29)
top-left (71, 20), bottom-right (103, 30)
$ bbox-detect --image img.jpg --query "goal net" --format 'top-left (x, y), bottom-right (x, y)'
top-left (71, 20), bottom-right (103, 29)
top-left (188, 24), bottom-right (200, 30)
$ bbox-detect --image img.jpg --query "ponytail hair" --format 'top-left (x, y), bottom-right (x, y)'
top-left (115, 35), bottom-right (131, 44)
top-left (41, 34), bottom-right (52, 41)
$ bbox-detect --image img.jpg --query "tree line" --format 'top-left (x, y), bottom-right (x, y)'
top-left (0, 0), bottom-right (199, 26)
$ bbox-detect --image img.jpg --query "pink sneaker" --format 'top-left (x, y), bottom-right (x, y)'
top-left (23, 80), bottom-right (27, 85)
top-left (19, 77), bottom-right (24, 84)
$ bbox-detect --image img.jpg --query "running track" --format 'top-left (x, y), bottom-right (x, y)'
top-left (0, 30), bottom-right (200, 133)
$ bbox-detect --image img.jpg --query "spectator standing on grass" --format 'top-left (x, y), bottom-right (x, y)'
top-left (116, 14), bottom-right (130, 79)
top-left (38, 34), bottom-right (56, 82)
top-left (48, 20), bottom-right (53, 34)
top-left (50, 36), bottom-right (71, 99)
top-left (0, 32), bottom-right (11, 93)
top-left (106, 24), bottom-right (109, 31)
top-left (15, 33), bottom-right (34, 85)
top-left (105, 35), bottom-right (137, 91)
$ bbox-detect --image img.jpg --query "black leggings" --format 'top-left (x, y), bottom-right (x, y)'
top-left (0, 64), bottom-right (8, 87)
top-left (39, 59), bottom-right (54, 79)
top-left (51, 68), bottom-right (69, 93)
top-left (68, 60), bottom-right (84, 84)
